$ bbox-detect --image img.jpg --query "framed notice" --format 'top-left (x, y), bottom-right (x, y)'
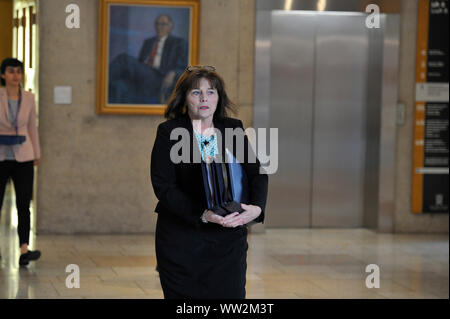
top-left (412, 0), bottom-right (449, 213)
top-left (96, 0), bottom-right (200, 115)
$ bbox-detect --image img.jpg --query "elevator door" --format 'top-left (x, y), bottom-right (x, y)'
top-left (266, 11), bottom-right (368, 227)
top-left (311, 13), bottom-right (368, 227)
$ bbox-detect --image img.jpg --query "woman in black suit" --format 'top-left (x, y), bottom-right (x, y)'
top-left (150, 66), bottom-right (268, 299)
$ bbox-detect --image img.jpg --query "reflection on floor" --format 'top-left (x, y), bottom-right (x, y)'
top-left (0, 224), bottom-right (448, 299)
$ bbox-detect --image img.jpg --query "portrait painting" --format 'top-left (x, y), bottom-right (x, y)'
top-left (97, 0), bottom-right (200, 115)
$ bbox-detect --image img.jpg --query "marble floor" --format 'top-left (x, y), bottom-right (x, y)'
top-left (0, 222), bottom-right (448, 299)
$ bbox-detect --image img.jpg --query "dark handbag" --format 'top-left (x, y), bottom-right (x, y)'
top-left (0, 135), bottom-right (26, 145)
top-left (201, 148), bottom-right (249, 217)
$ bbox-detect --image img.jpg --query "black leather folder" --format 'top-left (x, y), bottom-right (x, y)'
top-left (201, 149), bottom-right (249, 217)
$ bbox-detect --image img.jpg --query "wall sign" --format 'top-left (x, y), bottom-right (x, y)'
top-left (412, 0), bottom-right (449, 213)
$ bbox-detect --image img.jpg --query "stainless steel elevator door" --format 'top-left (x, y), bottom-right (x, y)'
top-left (265, 11), bottom-right (316, 227)
top-left (265, 11), bottom-right (368, 228)
top-left (311, 13), bottom-right (368, 227)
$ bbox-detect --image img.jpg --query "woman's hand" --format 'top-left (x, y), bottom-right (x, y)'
top-left (34, 158), bottom-right (40, 166)
top-left (221, 204), bottom-right (262, 228)
top-left (204, 210), bottom-right (225, 225)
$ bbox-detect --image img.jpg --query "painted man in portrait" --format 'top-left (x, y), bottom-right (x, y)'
top-left (108, 13), bottom-right (188, 104)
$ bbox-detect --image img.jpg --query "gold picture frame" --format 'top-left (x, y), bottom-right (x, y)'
top-left (96, 0), bottom-right (200, 115)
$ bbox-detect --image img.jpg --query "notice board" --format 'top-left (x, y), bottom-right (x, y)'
top-left (412, 0), bottom-right (449, 213)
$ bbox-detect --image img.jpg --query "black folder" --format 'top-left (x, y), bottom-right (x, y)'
top-left (201, 148), bottom-right (249, 216)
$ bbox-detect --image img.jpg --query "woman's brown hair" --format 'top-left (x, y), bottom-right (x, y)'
top-left (164, 67), bottom-right (236, 121)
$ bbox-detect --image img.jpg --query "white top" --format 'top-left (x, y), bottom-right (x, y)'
top-left (152, 35), bottom-right (168, 69)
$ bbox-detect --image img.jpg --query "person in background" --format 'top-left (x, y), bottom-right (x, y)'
top-left (0, 58), bottom-right (41, 267)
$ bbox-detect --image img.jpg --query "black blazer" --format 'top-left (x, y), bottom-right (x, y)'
top-left (150, 113), bottom-right (268, 228)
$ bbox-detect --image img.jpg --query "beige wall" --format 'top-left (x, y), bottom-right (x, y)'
top-left (395, 0), bottom-right (448, 233)
top-left (36, 0), bottom-right (255, 234)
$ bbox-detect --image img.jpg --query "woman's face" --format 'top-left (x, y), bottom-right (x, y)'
top-left (186, 77), bottom-right (218, 122)
top-left (1, 66), bottom-right (23, 87)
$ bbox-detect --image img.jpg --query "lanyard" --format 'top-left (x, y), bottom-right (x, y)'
top-left (194, 131), bottom-right (217, 162)
top-left (7, 88), bottom-right (22, 135)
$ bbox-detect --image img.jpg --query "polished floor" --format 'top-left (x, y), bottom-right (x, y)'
top-left (0, 219), bottom-right (448, 299)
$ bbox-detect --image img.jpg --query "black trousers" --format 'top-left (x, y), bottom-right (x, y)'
top-left (0, 160), bottom-right (34, 247)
